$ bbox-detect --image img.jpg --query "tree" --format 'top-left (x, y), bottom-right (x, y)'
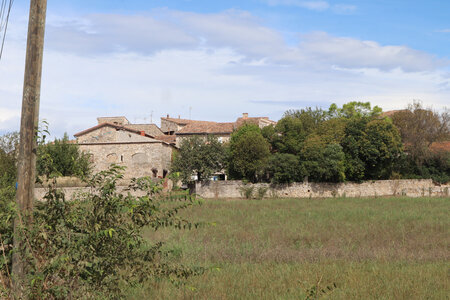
top-left (328, 101), bottom-right (382, 119)
top-left (36, 133), bottom-right (92, 179)
top-left (391, 101), bottom-right (450, 164)
top-left (228, 125), bottom-right (271, 182)
top-left (341, 118), bottom-right (402, 181)
top-left (171, 135), bottom-right (227, 183)
top-left (300, 136), bottom-right (346, 182)
top-left (270, 107), bottom-right (328, 155)
top-left (267, 153), bottom-right (301, 184)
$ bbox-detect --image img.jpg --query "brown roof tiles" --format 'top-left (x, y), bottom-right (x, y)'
top-left (176, 121), bottom-right (234, 135)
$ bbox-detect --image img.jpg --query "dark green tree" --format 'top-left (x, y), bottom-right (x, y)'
top-left (171, 135), bottom-right (227, 183)
top-left (228, 125), bottom-right (271, 182)
top-left (341, 118), bottom-right (402, 181)
top-left (271, 107), bottom-right (328, 155)
top-left (267, 153), bottom-right (301, 184)
top-left (300, 136), bottom-right (346, 182)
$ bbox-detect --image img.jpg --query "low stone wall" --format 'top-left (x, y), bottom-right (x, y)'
top-left (34, 179), bottom-right (175, 201)
top-left (195, 179), bottom-right (450, 199)
top-left (34, 186), bottom-right (145, 201)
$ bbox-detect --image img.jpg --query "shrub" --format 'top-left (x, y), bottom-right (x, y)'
top-left (256, 186), bottom-right (269, 200)
top-left (1, 165), bottom-right (203, 299)
top-left (239, 184), bottom-right (254, 199)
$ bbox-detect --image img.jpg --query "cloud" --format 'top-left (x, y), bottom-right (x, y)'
top-left (299, 32), bottom-right (445, 72)
top-left (265, 1), bottom-right (356, 13)
top-left (1, 8), bottom-right (449, 137)
top-left (436, 29), bottom-right (450, 33)
top-left (332, 4), bottom-right (357, 14)
top-left (45, 13), bottom-right (198, 55)
top-left (42, 10), bottom-right (444, 73)
top-left (266, 0), bottom-right (329, 11)
top-left (298, 1), bottom-right (330, 11)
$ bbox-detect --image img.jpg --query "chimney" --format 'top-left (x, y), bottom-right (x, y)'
top-left (243, 113), bottom-right (249, 119)
top-left (167, 114), bottom-right (169, 118)
top-left (178, 115), bottom-right (180, 119)
top-left (140, 131), bottom-right (145, 136)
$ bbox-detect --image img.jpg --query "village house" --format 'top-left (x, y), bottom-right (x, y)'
top-left (74, 114), bottom-right (276, 179)
top-left (74, 117), bottom-right (176, 179)
top-left (161, 113), bottom-right (276, 147)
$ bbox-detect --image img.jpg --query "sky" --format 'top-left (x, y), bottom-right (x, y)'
top-left (0, 0), bottom-right (449, 137)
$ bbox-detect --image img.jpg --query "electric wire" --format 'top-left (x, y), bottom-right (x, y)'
top-left (0, 0), bottom-right (14, 61)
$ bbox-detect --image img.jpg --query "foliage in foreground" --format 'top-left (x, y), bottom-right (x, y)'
top-left (0, 165), bottom-right (203, 299)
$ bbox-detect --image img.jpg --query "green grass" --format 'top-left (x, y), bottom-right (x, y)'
top-left (129, 197), bottom-right (450, 299)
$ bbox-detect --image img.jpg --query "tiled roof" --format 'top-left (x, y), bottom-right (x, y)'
top-left (176, 121), bottom-right (235, 135)
top-left (381, 110), bottom-right (408, 117)
top-left (235, 116), bottom-right (276, 129)
top-left (125, 124), bottom-right (164, 136)
top-left (74, 123), bottom-right (155, 139)
top-left (161, 117), bottom-right (196, 125)
top-left (430, 141), bottom-right (450, 153)
top-left (155, 135), bottom-right (177, 144)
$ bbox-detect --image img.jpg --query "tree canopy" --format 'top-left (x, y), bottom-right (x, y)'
top-left (228, 124), bottom-right (271, 182)
top-left (171, 135), bottom-right (227, 183)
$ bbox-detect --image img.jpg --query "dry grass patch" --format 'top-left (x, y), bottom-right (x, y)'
top-left (132, 197), bottom-right (449, 299)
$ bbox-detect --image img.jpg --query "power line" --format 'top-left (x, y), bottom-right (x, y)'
top-left (0, 0), bottom-right (14, 60)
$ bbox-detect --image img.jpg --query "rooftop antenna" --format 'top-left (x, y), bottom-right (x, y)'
top-left (150, 110), bottom-right (153, 123)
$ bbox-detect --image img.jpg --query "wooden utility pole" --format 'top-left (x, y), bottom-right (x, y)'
top-left (12, 0), bottom-right (47, 294)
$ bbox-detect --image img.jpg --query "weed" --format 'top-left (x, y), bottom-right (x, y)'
top-left (256, 186), bottom-right (269, 200)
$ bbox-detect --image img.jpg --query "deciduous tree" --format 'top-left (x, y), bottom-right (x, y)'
top-left (228, 125), bottom-right (270, 182)
top-left (171, 135), bottom-right (227, 183)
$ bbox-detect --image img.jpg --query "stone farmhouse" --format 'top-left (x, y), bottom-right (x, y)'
top-left (74, 117), bottom-right (176, 179)
top-left (74, 114), bottom-right (276, 179)
top-left (162, 113), bottom-right (276, 147)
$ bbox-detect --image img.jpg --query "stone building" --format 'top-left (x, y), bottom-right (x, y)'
top-left (74, 114), bottom-right (276, 180)
top-left (74, 117), bottom-right (175, 179)
top-left (161, 113), bottom-right (277, 147)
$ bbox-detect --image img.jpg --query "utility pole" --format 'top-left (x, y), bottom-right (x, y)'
top-left (12, 0), bottom-right (47, 294)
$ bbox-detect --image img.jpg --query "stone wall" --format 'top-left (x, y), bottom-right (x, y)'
top-left (79, 142), bottom-right (173, 179)
top-left (34, 181), bottom-right (175, 201)
top-left (161, 119), bottom-right (183, 134)
top-left (195, 179), bottom-right (450, 199)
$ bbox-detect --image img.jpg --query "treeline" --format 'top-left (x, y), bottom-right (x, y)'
top-left (173, 102), bottom-right (450, 184)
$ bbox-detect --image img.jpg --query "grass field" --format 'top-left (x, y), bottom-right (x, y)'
top-left (129, 197), bottom-right (449, 299)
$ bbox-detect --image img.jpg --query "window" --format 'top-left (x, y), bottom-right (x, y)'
top-left (132, 153), bottom-right (148, 164)
top-left (107, 153), bottom-right (118, 163)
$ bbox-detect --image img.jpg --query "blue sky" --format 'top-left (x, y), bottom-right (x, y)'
top-left (1, 0), bottom-right (449, 136)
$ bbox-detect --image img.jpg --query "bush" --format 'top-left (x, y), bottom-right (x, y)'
top-left (256, 186), bottom-right (269, 200)
top-left (1, 165), bottom-right (203, 299)
top-left (37, 133), bottom-right (92, 179)
top-left (239, 184), bottom-right (255, 199)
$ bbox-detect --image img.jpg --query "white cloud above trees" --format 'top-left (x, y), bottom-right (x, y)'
top-left (0, 8), bottom-right (449, 136)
